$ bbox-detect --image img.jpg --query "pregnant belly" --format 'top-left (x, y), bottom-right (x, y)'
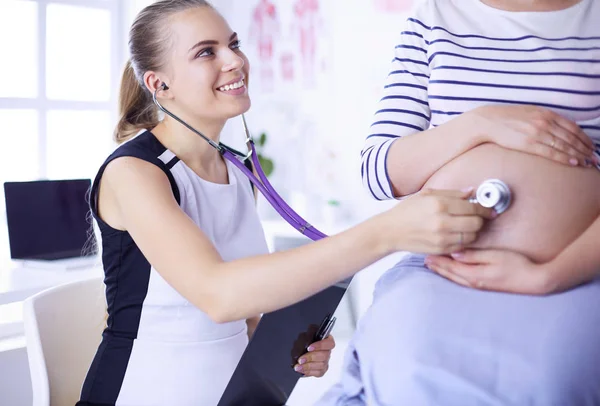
top-left (423, 144), bottom-right (600, 263)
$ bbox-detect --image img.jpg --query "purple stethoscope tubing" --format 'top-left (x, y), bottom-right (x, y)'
top-left (153, 88), bottom-right (328, 242)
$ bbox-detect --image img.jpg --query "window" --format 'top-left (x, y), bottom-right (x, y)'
top-left (0, 0), bottom-right (124, 338)
top-left (0, 0), bottom-right (121, 226)
top-left (46, 4), bottom-right (112, 102)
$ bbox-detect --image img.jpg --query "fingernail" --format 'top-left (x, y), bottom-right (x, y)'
top-left (307, 346), bottom-right (315, 352)
top-left (569, 158), bottom-right (578, 166)
top-left (294, 365), bottom-right (303, 372)
top-left (461, 187), bottom-right (474, 193)
top-left (451, 252), bottom-right (463, 259)
top-left (299, 358), bottom-right (306, 365)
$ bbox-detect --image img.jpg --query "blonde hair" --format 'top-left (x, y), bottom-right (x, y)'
top-left (114, 0), bottom-right (213, 143)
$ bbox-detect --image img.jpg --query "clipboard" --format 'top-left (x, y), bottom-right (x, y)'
top-left (217, 279), bottom-right (350, 406)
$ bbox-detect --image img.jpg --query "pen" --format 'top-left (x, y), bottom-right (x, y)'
top-left (315, 316), bottom-right (336, 342)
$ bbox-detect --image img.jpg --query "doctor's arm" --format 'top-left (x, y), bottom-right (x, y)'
top-left (101, 157), bottom-right (493, 323)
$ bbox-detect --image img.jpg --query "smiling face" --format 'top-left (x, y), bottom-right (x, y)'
top-left (159, 6), bottom-right (251, 123)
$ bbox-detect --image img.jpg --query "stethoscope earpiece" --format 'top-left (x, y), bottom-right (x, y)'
top-left (161, 82), bottom-right (169, 91)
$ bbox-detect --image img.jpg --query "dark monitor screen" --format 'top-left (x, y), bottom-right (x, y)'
top-left (3, 179), bottom-right (96, 260)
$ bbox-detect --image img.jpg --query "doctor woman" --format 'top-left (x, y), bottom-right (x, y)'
top-left (77, 1), bottom-right (495, 405)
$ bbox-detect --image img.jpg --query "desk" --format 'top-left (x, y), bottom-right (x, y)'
top-left (0, 260), bottom-right (102, 341)
top-left (0, 222), bottom-right (101, 305)
top-left (0, 261), bottom-right (103, 306)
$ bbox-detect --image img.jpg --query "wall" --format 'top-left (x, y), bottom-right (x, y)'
top-left (219, 0), bottom-right (417, 227)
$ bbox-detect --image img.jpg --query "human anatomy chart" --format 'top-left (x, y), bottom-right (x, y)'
top-left (249, 0), bottom-right (280, 91)
top-left (248, 0), bottom-right (325, 91)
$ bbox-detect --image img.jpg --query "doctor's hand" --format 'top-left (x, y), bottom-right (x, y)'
top-left (379, 188), bottom-right (497, 255)
top-left (294, 335), bottom-right (335, 378)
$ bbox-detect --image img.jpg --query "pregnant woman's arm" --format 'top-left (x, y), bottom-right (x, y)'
top-left (545, 213), bottom-right (600, 291)
top-left (363, 7), bottom-right (596, 200)
top-left (361, 14), bottom-right (483, 199)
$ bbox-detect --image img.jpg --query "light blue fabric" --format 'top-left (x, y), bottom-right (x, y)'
top-left (316, 256), bottom-right (600, 406)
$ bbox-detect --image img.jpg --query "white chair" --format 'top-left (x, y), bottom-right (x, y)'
top-left (23, 277), bottom-right (106, 406)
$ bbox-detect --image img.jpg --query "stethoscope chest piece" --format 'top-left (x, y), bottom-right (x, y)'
top-left (470, 179), bottom-right (512, 214)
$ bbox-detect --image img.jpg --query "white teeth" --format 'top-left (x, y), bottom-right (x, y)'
top-left (219, 79), bottom-right (244, 92)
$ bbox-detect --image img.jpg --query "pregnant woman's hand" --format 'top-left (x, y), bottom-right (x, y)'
top-left (426, 248), bottom-right (595, 295)
top-left (423, 249), bottom-right (587, 295)
top-left (381, 188), bottom-right (496, 255)
top-left (470, 105), bottom-right (597, 167)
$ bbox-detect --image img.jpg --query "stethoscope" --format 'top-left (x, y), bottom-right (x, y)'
top-left (153, 84), bottom-right (514, 242)
top-left (153, 83), bottom-right (328, 241)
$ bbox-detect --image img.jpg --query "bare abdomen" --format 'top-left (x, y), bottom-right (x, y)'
top-left (423, 143), bottom-right (600, 263)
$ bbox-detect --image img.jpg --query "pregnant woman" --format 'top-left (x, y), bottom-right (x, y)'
top-left (318, 0), bottom-right (600, 405)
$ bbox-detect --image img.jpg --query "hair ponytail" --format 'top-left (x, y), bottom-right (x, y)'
top-left (114, 0), bottom-right (212, 144)
top-left (113, 60), bottom-right (159, 143)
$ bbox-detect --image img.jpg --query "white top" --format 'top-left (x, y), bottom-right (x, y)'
top-left (82, 131), bottom-right (270, 406)
top-left (122, 144), bottom-right (269, 405)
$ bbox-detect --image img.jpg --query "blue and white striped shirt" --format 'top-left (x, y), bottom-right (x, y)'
top-left (362, 0), bottom-right (600, 200)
